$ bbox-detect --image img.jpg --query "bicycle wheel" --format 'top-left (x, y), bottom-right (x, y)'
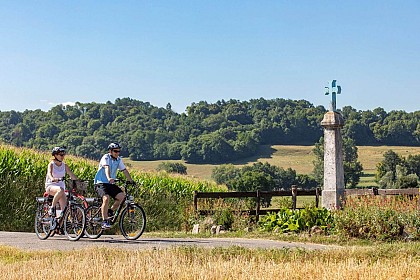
top-left (63, 204), bottom-right (86, 241)
top-left (119, 203), bottom-right (146, 240)
top-left (34, 202), bottom-right (52, 240)
top-left (85, 205), bottom-right (103, 239)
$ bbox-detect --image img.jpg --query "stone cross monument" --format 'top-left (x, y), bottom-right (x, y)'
top-left (321, 80), bottom-right (345, 209)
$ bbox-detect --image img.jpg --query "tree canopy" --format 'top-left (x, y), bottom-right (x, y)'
top-left (0, 97), bottom-right (418, 163)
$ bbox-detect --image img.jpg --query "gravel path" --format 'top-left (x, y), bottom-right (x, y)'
top-left (0, 231), bottom-right (340, 251)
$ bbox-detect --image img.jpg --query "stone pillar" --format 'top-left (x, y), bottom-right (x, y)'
top-left (321, 111), bottom-right (345, 209)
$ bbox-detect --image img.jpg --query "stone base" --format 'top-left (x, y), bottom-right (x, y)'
top-left (322, 189), bottom-right (345, 210)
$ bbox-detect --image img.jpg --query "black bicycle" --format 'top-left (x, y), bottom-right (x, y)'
top-left (35, 179), bottom-right (87, 241)
top-left (84, 180), bottom-right (146, 240)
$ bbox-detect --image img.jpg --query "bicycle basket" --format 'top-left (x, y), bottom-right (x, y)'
top-left (72, 180), bottom-right (89, 194)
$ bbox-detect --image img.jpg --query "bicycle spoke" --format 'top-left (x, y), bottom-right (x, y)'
top-left (84, 205), bottom-right (103, 239)
top-left (119, 204), bottom-right (146, 240)
top-left (35, 203), bottom-right (52, 240)
top-left (63, 205), bottom-right (86, 241)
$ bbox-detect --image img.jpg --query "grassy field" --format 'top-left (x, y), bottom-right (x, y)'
top-left (125, 145), bottom-right (420, 187)
top-left (1, 244), bottom-right (420, 279)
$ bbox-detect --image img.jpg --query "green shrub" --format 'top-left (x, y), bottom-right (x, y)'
top-left (334, 195), bottom-right (420, 240)
top-left (258, 207), bottom-right (334, 233)
top-left (156, 162), bottom-right (187, 175)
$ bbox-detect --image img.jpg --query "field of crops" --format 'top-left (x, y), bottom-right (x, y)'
top-left (126, 145), bottom-right (420, 186)
top-left (0, 144), bottom-right (222, 232)
top-left (1, 244), bottom-right (420, 279)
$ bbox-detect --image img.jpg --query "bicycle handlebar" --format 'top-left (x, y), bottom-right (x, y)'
top-left (113, 179), bottom-right (136, 185)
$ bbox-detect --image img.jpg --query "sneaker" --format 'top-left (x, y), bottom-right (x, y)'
top-left (101, 220), bottom-right (111, 229)
top-left (55, 227), bottom-right (65, 235)
top-left (48, 206), bottom-right (56, 217)
top-left (108, 209), bottom-right (114, 218)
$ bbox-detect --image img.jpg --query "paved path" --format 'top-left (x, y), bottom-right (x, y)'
top-left (0, 231), bottom-right (340, 251)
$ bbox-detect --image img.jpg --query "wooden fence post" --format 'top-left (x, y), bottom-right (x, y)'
top-left (256, 190), bottom-right (261, 222)
top-left (291, 185), bottom-right (297, 210)
top-left (315, 187), bottom-right (320, 208)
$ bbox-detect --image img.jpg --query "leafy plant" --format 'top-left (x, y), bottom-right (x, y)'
top-left (258, 207), bottom-right (333, 233)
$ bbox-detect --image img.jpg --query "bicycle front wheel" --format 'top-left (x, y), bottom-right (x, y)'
top-left (85, 205), bottom-right (103, 239)
top-left (63, 204), bottom-right (86, 241)
top-left (34, 202), bottom-right (52, 240)
top-left (119, 203), bottom-right (146, 240)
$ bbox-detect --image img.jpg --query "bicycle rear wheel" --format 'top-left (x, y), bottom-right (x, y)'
top-left (85, 205), bottom-right (103, 239)
top-left (34, 201), bottom-right (52, 240)
top-left (119, 203), bottom-right (146, 240)
top-left (63, 204), bottom-right (86, 241)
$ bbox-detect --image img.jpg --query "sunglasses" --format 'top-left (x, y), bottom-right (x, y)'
top-left (58, 153), bottom-right (66, 156)
top-left (112, 150), bottom-right (121, 153)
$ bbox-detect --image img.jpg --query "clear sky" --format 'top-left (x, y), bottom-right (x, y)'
top-left (1, 1), bottom-right (419, 113)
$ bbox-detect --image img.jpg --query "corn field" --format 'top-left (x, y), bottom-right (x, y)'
top-left (0, 144), bottom-right (221, 232)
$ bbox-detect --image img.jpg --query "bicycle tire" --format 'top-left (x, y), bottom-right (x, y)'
top-left (63, 204), bottom-right (86, 241)
top-left (119, 203), bottom-right (146, 240)
top-left (84, 205), bottom-right (103, 239)
top-left (34, 202), bottom-right (52, 240)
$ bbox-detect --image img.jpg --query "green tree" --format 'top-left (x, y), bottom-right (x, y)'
top-left (156, 162), bottom-right (187, 175)
top-left (375, 150), bottom-right (403, 182)
top-left (376, 151), bottom-right (419, 188)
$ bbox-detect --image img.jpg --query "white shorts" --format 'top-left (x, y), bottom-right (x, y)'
top-left (45, 183), bottom-right (65, 194)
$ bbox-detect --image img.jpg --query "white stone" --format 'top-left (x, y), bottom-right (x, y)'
top-left (192, 224), bottom-right (200, 234)
top-left (321, 111), bottom-right (345, 209)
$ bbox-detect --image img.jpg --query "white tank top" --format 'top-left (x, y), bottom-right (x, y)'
top-left (45, 161), bottom-right (66, 189)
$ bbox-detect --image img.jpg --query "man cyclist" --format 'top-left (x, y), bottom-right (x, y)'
top-left (94, 142), bottom-right (134, 229)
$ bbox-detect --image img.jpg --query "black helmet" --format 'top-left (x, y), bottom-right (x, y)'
top-left (107, 142), bottom-right (121, 150)
top-left (51, 146), bottom-right (66, 156)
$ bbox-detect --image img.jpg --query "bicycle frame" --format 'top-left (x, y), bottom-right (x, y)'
top-left (107, 180), bottom-right (135, 225)
top-left (85, 180), bottom-right (146, 240)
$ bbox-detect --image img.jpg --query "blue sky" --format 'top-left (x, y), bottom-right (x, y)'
top-left (1, 1), bottom-right (419, 113)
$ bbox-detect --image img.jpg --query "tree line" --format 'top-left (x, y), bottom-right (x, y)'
top-left (0, 97), bottom-right (418, 163)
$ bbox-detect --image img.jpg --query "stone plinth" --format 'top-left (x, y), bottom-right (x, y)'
top-left (321, 111), bottom-right (345, 209)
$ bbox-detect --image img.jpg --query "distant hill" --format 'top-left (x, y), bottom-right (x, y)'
top-left (0, 97), bottom-right (418, 164)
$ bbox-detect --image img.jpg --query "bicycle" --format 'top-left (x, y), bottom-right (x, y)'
top-left (35, 179), bottom-right (87, 241)
top-left (69, 179), bottom-right (99, 210)
top-left (84, 180), bottom-right (146, 240)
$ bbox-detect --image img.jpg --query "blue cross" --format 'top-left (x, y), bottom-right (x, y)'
top-left (324, 80), bottom-right (342, 112)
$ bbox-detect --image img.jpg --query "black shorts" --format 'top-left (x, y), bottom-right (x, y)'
top-left (95, 183), bottom-right (122, 199)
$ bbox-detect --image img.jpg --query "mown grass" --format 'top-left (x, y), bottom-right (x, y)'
top-left (126, 145), bottom-right (420, 187)
top-left (1, 243), bottom-right (420, 279)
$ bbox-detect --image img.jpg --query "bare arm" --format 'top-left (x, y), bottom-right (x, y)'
top-left (65, 164), bottom-right (79, 180)
top-left (122, 169), bottom-right (133, 182)
top-left (104, 165), bottom-right (115, 184)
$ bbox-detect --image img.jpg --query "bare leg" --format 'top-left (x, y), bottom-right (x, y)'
top-left (101, 195), bottom-right (110, 220)
top-left (110, 192), bottom-right (125, 211)
top-left (58, 195), bottom-right (67, 213)
top-left (48, 186), bottom-right (65, 210)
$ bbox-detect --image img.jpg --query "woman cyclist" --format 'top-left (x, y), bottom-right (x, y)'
top-left (45, 146), bottom-right (79, 217)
